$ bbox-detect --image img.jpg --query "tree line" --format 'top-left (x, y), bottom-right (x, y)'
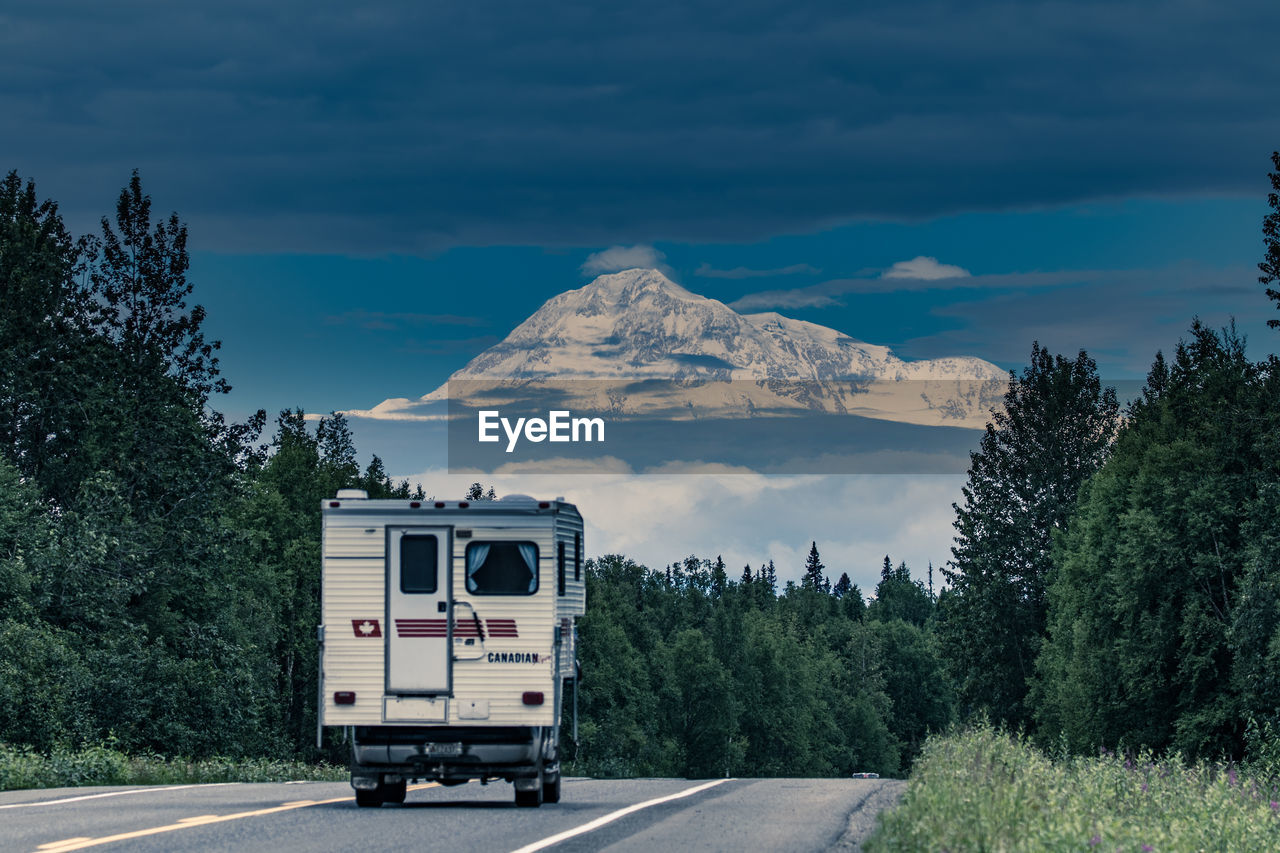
top-left (569, 550), bottom-right (950, 778)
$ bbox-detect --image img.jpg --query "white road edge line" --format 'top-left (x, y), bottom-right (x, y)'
top-left (0, 784), bottom-right (237, 810)
top-left (508, 778), bottom-right (734, 853)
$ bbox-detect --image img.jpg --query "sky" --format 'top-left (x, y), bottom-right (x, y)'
top-left (6, 0), bottom-right (1279, 591)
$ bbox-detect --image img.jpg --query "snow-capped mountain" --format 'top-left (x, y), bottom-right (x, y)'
top-left (356, 268), bottom-right (1007, 428)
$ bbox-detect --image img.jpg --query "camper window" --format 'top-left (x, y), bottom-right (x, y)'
top-left (400, 535), bottom-right (439, 594)
top-left (558, 541), bottom-right (567, 595)
top-left (466, 541), bottom-right (538, 595)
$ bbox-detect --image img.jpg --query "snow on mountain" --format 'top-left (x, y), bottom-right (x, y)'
top-left (353, 268), bottom-right (1008, 428)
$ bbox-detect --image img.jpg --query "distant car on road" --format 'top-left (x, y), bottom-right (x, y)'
top-left (851, 772), bottom-right (880, 779)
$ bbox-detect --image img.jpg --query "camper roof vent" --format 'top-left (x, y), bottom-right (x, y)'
top-left (499, 494), bottom-right (536, 503)
top-left (335, 489), bottom-right (368, 500)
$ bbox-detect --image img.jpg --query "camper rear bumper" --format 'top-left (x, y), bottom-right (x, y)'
top-left (351, 725), bottom-right (550, 781)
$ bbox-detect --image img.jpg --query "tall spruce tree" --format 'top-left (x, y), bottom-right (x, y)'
top-left (939, 343), bottom-right (1118, 727)
top-left (803, 542), bottom-right (827, 591)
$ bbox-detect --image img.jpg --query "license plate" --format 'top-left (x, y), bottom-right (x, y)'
top-left (425, 742), bottom-right (463, 757)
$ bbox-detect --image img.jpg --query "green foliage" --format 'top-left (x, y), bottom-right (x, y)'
top-left (1261, 150), bottom-right (1280, 329)
top-left (0, 173), bottom-right (402, 769)
top-left (940, 343), bottom-right (1119, 729)
top-left (870, 619), bottom-right (955, 766)
top-left (1036, 324), bottom-right (1280, 759)
top-left (0, 742), bottom-right (344, 791)
top-left (868, 558), bottom-right (932, 627)
top-left (566, 551), bottom-right (956, 779)
top-left (866, 724), bottom-right (1280, 852)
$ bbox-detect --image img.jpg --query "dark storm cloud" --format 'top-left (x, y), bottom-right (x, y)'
top-left (5, 0), bottom-right (1279, 252)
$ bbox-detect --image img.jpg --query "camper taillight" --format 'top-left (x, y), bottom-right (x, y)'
top-left (334, 691), bottom-right (356, 705)
top-left (522, 692), bottom-right (544, 706)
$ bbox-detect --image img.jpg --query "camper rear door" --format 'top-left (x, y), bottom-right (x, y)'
top-left (386, 526), bottom-right (452, 693)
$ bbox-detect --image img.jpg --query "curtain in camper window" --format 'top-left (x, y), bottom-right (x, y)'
top-left (466, 541), bottom-right (538, 595)
top-left (466, 543), bottom-right (490, 589)
top-left (518, 544), bottom-right (538, 593)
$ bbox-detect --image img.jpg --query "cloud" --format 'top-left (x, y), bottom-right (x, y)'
top-left (882, 256), bottom-right (971, 280)
top-left (580, 245), bottom-right (669, 275)
top-left (695, 263), bottom-right (821, 279)
top-left (4, 1), bottom-right (1278, 252)
top-left (728, 267), bottom-right (1113, 311)
top-left (728, 289), bottom-right (841, 311)
top-left (392, 467), bottom-right (963, 594)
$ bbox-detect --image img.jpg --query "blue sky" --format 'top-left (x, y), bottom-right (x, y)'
top-left (6, 0), bottom-right (1279, 584)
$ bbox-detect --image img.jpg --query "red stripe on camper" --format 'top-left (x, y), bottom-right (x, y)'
top-left (393, 617), bottom-right (521, 639)
top-left (486, 618), bottom-right (519, 637)
top-left (396, 618), bottom-right (447, 637)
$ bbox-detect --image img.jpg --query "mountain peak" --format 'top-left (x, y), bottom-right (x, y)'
top-left (392, 270), bottom-right (1007, 426)
top-left (571, 267), bottom-right (699, 303)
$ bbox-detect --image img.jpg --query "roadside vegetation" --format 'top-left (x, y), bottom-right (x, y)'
top-left (865, 723), bottom-right (1280, 852)
top-left (0, 743), bottom-right (344, 791)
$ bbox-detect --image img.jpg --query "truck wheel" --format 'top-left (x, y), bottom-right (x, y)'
top-left (384, 779), bottom-right (407, 804)
top-left (542, 773), bottom-right (561, 804)
top-left (355, 789), bottom-right (383, 808)
top-left (515, 782), bottom-right (544, 808)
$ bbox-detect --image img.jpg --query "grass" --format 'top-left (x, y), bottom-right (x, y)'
top-left (864, 724), bottom-right (1280, 852)
top-left (0, 743), bottom-right (346, 791)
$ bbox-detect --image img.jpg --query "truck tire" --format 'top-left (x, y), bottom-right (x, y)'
top-left (355, 789), bottom-right (383, 808)
top-left (542, 772), bottom-right (561, 804)
top-left (515, 782), bottom-right (543, 808)
top-left (384, 779), bottom-right (407, 804)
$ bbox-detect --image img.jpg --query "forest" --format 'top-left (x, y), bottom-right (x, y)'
top-left (2, 160), bottom-right (1279, 779)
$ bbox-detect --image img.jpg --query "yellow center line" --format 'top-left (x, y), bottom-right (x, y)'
top-left (31, 783), bottom-right (439, 853)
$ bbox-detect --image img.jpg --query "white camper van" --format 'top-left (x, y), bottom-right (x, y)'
top-left (318, 490), bottom-right (585, 807)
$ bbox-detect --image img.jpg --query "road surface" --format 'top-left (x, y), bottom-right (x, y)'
top-left (1, 777), bottom-right (905, 853)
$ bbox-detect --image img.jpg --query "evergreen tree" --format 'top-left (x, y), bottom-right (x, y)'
top-left (939, 342), bottom-right (1119, 728)
top-left (711, 555), bottom-right (727, 598)
top-left (1260, 150), bottom-right (1280, 328)
top-left (803, 542), bottom-right (826, 591)
top-left (869, 560), bottom-right (932, 627)
top-left (466, 482), bottom-right (498, 500)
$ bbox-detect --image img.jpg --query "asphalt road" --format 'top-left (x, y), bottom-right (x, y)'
top-left (1, 777), bottom-right (905, 853)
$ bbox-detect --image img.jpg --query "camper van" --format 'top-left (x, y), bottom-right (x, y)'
top-left (318, 490), bottom-right (585, 807)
